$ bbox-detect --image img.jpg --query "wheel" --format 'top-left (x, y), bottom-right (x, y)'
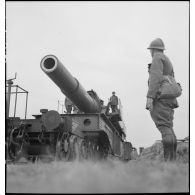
top-left (68, 136), bottom-right (80, 161)
top-left (68, 136), bottom-right (90, 161)
top-left (79, 139), bottom-right (89, 160)
top-left (98, 144), bottom-right (110, 160)
top-left (93, 143), bottom-right (101, 160)
top-left (55, 133), bottom-right (71, 161)
top-left (8, 128), bottom-right (24, 161)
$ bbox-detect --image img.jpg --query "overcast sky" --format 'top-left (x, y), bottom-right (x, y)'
top-left (6, 1), bottom-right (189, 149)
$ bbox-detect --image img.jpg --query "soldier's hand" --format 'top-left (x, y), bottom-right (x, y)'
top-left (146, 98), bottom-right (153, 112)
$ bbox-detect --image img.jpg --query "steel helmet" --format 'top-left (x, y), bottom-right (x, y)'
top-left (147, 38), bottom-right (165, 50)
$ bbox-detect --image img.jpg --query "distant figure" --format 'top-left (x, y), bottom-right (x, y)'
top-left (146, 38), bottom-right (178, 161)
top-left (73, 105), bottom-right (79, 114)
top-left (100, 99), bottom-right (107, 113)
top-left (109, 91), bottom-right (118, 113)
top-left (65, 97), bottom-right (73, 114)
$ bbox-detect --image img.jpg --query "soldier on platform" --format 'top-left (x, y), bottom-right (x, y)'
top-left (109, 91), bottom-right (118, 113)
top-left (65, 97), bottom-right (73, 114)
top-left (100, 100), bottom-right (107, 113)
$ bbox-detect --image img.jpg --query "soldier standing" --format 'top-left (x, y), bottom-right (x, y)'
top-left (100, 100), bottom-right (107, 113)
top-left (146, 38), bottom-right (178, 161)
top-left (65, 97), bottom-right (73, 114)
top-left (109, 92), bottom-right (118, 113)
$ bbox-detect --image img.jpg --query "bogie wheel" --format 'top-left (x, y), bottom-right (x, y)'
top-left (8, 128), bottom-right (24, 161)
top-left (69, 136), bottom-right (89, 161)
top-left (98, 144), bottom-right (110, 160)
top-left (8, 142), bottom-right (24, 161)
top-left (55, 133), bottom-right (71, 161)
top-left (69, 136), bottom-right (82, 161)
top-left (79, 139), bottom-right (89, 160)
top-left (93, 144), bottom-right (100, 160)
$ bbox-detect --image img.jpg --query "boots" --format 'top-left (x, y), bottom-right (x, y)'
top-left (162, 134), bottom-right (177, 161)
top-left (172, 131), bottom-right (177, 160)
top-left (159, 127), bottom-right (177, 161)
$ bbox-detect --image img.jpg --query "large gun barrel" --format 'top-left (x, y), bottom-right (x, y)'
top-left (40, 55), bottom-right (101, 113)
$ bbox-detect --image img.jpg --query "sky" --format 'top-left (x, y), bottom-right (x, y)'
top-left (5, 1), bottom-right (189, 149)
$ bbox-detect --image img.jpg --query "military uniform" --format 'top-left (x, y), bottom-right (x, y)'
top-left (147, 52), bottom-right (178, 161)
top-left (109, 94), bottom-right (118, 113)
top-left (65, 97), bottom-right (73, 114)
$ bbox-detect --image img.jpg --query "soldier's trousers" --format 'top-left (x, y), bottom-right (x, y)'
top-left (111, 105), bottom-right (117, 113)
top-left (150, 99), bottom-right (177, 161)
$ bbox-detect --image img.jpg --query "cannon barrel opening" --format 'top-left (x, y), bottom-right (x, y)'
top-left (44, 58), bottom-right (55, 69)
top-left (40, 55), bottom-right (101, 113)
top-left (41, 56), bottom-right (58, 73)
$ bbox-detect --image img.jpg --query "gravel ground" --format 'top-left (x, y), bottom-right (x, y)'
top-left (6, 159), bottom-right (189, 193)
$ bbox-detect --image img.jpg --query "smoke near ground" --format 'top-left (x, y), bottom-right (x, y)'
top-left (6, 159), bottom-right (189, 193)
top-left (6, 140), bottom-right (189, 193)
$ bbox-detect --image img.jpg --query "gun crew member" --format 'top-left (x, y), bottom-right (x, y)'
top-left (65, 97), bottom-right (73, 114)
top-left (109, 91), bottom-right (119, 113)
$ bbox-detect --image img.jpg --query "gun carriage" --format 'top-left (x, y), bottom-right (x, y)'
top-left (7, 55), bottom-right (132, 162)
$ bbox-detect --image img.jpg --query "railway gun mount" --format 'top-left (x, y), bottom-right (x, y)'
top-left (6, 55), bottom-right (133, 163)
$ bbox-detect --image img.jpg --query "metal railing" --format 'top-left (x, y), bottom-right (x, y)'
top-left (6, 74), bottom-right (28, 119)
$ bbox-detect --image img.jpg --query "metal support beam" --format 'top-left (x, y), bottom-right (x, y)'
top-left (13, 85), bottom-right (18, 117)
top-left (6, 80), bottom-right (13, 119)
top-left (6, 82), bottom-right (28, 119)
top-left (25, 92), bottom-right (28, 119)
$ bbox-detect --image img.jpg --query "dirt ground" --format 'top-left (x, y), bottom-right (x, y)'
top-left (6, 158), bottom-right (189, 193)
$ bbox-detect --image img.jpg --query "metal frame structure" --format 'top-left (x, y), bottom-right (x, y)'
top-left (6, 82), bottom-right (28, 119)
